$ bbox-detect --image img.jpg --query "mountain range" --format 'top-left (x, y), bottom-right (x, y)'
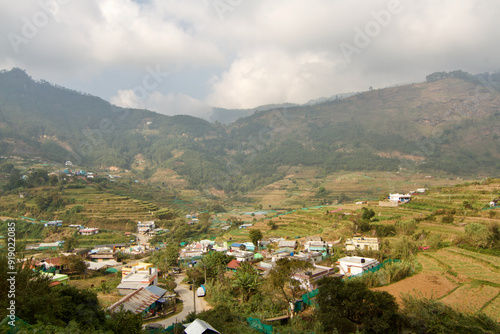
top-left (1, 68), bottom-right (499, 194)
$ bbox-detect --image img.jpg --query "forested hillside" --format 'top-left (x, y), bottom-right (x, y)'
top-left (1, 68), bottom-right (500, 194)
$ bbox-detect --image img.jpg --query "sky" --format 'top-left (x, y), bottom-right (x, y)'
top-left (1, 0), bottom-right (500, 120)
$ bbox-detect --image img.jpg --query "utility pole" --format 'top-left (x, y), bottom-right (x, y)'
top-left (192, 283), bottom-right (196, 315)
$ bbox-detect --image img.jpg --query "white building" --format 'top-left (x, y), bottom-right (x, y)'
top-left (345, 237), bottom-right (380, 252)
top-left (228, 250), bottom-right (254, 262)
top-left (137, 221), bottom-right (155, 233)
top-left (389, 193), bottom-right (411, 203)
top-left (117, 266), bottom-right (158, 295)
top-left (336, 256), bottom-right (379, 276)
top-left (79, 227), bottom-right (99, 236)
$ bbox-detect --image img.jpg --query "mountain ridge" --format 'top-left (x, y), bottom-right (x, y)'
top-left (1, 68), bottom-right (500, 194)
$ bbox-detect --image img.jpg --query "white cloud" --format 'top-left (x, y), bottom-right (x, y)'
top-left (110, 89), bottom-right (213, 119)
top-left (1, 0), bottom-right (500, 115)
top-left (206, 48), bottom-right (344, 109)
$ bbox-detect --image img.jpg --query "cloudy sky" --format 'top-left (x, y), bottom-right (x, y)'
top-left (1, 0), bottom-right (500, 119)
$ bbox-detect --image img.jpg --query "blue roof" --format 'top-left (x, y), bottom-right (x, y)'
top-left (145, 285), bottom-right (167, 297)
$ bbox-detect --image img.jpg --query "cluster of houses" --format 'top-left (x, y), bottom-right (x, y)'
top-left (179, 235), bottom-right (381, 292)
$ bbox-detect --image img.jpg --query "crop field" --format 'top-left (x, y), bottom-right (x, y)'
top-left (246, 169), bottom-right (461, 208)
top-left (375, 247), bottom-right (500, 321)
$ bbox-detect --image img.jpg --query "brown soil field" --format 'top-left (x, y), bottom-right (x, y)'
top-left (372, 273), bottom-right (457, 305)
top-left (440, 284), bottom-right (499, 314)
top-left (482, 293), bottom-right (500, 322)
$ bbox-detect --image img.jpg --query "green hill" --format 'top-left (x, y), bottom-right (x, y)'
top-left (1, 68), bottom-right (500, 195)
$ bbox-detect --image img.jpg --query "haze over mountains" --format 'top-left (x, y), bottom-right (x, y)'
top-left (1, 68), bottom-right (499, 193)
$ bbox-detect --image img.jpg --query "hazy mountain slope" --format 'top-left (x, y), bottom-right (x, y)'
top-left (1, 68), bottom-right (499, 194)
top-left (225, 76), bottom-right (500, 179)
top-left (0, 68), bottom-right (223, 170)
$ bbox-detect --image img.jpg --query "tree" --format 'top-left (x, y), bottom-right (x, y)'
top-left (232, 262), bottom-right (261, 302)
top-left (165, 243), bottom-right (180, 268)
top-left (62, 255), bottom-right (88, 274)
top-left (361, 207), bottom-right (375, 221)
top-left (267, 221), bottom-right (278, 230)
top-left (249, 229), bottom-right (263, 250)
top-left (105, 307), bottom-right (143, 334)
top-left (63, 235), bottom-right (79, 252)
top-left (201, 251), bottom-right (234, 282)
top-left (269, 258), bottom-right (312, 316)
top-left (316, 277), bottom-right (399, 333)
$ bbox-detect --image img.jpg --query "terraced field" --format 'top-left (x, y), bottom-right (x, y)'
top-left (375, 247), bottom-right (500, 321)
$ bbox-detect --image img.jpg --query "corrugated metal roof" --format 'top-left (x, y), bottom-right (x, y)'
top-left (116, 282), bottom-right (150, 290)
top-left (108, 287), bottom-right (159, 314)
top-left (278, 240), bottom-right (297, 248)
top-left (145, 285), bottom-right (167, 297)
top-left (184, 319), bottom-right (220, 334)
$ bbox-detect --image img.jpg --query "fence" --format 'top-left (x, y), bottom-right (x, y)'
top-left (247, 317), bottom-right (274, 334)
top-left (301, 259), bottom-right (400, 308)
top-left (302, 288), bottom-right (319, 307)
top-left (344, 259), bottom-right (400, 280)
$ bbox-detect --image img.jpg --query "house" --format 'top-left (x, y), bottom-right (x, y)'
top-left (117, 266), bottom-right (158, 295)
top-left (228, 250), bottom-right (254, 262)
top-left (137, 221), bottom-right (155, 233)
top-left (184, 319), bottom-right (221, 334)
top-left (336, 256), bottom-right (379, 276)
top-left (85, 259), bottom-right (120, 271)
top-left (239, 223), bottom-right (253, 229)
top-left (345, 237), bottom-right (380, 252)
top-left (69, 224), bottom-right (83, 229)
top-left (79, 227), bottom-right (99, 236)
top-left (87, 248), bottom-right (118, 262)
top-left (226, 259), bottom-right (241, 272)
top-left (41, 272), bottom-right (69, 286)
top-left (95, 243), bottom-right (127, 252)
top-left (107, 287), bottom-right (162, 315)
top-left (278, 240), bottom-right (297, 249)
top-left (243, 242), bottom-right (256, 252)
top-left (389, 193), bottom-right (411, 203)
top-left (229, 243), bottom-right (245, 251)
top-left (121, 262), bottom-right (155, 278)
top-left (304, 240), bottom-right (328, 253)
top-left (36, 241), bottom-right (63, 250)
top-left (41, 257), bottom-right (67, 272)
top-left (292, 251), bottom-right (323, 263)
top-left (257, 260), bottom-right (275, 274)
top-left (44, 221), bottom-right (63, 227)
top-left (292, 264), bottom-right (337, 291)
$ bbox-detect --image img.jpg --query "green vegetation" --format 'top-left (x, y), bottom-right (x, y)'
top-left (0, 255), bottom-right (143, 333)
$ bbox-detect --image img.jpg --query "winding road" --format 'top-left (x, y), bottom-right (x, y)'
top-left (157, 273), bottom-right (208, 328)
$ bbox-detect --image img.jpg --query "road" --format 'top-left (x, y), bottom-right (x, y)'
top-left (157, 273), bottom-right (208, 328)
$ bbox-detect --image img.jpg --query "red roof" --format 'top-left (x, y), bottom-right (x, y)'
top-left (226, 259), bottom-right (241, 270)
top-left (44, 257), bottom-right (64, 266)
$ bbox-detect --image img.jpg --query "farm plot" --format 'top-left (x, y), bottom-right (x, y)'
top-left (439, 284), bottom-right (499, 315)
top-left (372, 273), bottom-right (457, 305)
top-left (481, 293), bottom-right (500, 322)
top-left (437, 248), bottom-right (500, 285)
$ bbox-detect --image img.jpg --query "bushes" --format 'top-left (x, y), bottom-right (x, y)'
top-left (465, 223), bottom-right (490, 248)
top-left (373, 224), bottom-right (396, 237)
top-left (400, 294), bottom-right (500, 334)
top-left (395, 219), bottom-right (419, 235)
top-left (348, 260), bottom-right (417, 288)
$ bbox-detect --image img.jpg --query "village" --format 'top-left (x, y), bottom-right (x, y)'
top-left (14, 213), bottom-right (388, 333)
top-left (3, 177), bottom-right (500, 333)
